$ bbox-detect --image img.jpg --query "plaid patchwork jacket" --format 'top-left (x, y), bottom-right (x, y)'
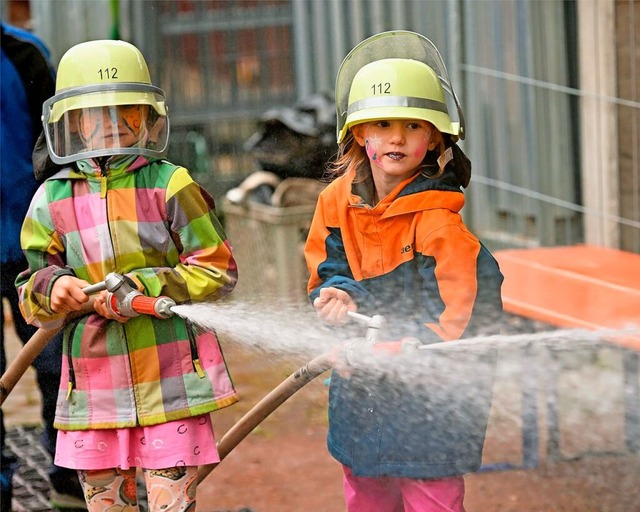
top-left (17, 156), bottom-right (239, 430)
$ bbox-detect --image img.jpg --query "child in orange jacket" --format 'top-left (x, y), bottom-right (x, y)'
top-left (304, 31), bottom-right (503, 512)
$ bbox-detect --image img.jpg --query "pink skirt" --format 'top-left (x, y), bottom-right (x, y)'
top-left (55, 414), bottom-right (220, 470)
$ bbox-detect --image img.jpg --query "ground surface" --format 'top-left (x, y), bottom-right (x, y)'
top-left (4, 308), bottom-right (640, 512)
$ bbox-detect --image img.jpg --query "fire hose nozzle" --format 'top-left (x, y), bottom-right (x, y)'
top-left (85, 272), bottom-right (177, 319)
top-left (107, 292), bottom-right (176, 319)
top-left (346, 311), bottom-right (387, 343)
top-left (149, 296), bottom-right (177, 319)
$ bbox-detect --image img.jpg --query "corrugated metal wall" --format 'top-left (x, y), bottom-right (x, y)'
top-left (462, 0), bottom-right (582, 248)
top-left (28, 0), bottom-right (639, 252)
top-left (121, 0), bottom-right (462, 205)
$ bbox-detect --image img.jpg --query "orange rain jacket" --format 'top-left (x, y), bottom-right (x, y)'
top-left (305, 166), bottom-right (504, 342)
top-left (304, 164), bottom-right (504, 478)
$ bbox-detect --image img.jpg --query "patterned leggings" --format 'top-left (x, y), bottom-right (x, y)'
top-left (78, 466), bottom-right (197, 512)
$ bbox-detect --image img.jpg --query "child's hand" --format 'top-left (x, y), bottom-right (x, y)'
top-left (50, 276), bottom-right (90, 314)
top-left (313, 287), bottom-right (356, 325)
top-left (93, 291), bottom-right (129, 323)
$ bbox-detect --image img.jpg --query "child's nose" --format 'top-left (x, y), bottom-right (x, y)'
top-left (389, 124), bottom-right (406, 143)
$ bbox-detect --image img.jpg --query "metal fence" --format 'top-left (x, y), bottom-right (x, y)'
top-left (28, 0), bottom-right (640, 252)
top-left (122, 0), bottom-right (457, 205)
top-left (462, 0), bottom-right (582, 248)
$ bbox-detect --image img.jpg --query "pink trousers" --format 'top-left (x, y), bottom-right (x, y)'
top-left (342, 466), bottom-right (467, 512)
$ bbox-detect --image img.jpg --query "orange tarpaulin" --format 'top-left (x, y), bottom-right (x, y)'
top-left (494, 244), bottom-right (640, 350)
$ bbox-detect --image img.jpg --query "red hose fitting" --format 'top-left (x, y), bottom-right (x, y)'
top-left (130, 295), bottom-right (175, 319)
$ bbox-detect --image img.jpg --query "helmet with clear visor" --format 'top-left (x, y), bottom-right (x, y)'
top-left (335, 31), bottom-right (465, 144)
top-left (42, 40), bottom-right (169, 164)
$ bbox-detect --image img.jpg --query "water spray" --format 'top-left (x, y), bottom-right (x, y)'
top-left (5, 289), bottom-right (635, 489)
top-left (197, 308), bottom-right (387, 483)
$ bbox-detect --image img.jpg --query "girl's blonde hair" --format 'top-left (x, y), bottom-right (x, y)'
top-left (324, 121), bottom-right (447, 183)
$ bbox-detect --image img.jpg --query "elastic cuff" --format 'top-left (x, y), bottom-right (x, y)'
top-left (52, 266), bottom-right (76, 278)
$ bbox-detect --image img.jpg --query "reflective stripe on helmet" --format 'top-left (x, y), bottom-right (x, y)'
top-left (347, 95), bottom-right (448, 117)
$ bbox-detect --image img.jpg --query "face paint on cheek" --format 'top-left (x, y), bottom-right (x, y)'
top-left (363, 125), bottom-right (384, 163)
top-left (78, 112), bottom-right (101, 142)
top-left (414, 139), bottom-right (429, 158)
top-left (365, 138), bottom-right (379, 161)
top-left (120, 107), bottom-right (144, 136)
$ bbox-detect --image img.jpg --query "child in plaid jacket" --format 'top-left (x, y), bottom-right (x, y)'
top-left (17, 40), bottom-right (238, 511)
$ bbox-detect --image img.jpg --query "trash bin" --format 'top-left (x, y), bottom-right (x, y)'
top-left (223, 199), bottom-right (317, 304)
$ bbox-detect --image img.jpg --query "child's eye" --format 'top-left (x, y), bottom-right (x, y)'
top-left (375, 120), bottom-right (391, 128)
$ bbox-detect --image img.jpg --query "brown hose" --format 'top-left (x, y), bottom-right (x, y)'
top-left (0, 326), bottom-right (62, 405)
top-left (1, 302), bottom-right (333, 486)
top-left (197, 352), bottom-right (332, 484)
top-left (0, 301), bottom-right (95, 406)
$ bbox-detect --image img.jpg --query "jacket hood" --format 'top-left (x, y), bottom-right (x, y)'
top-left (32, 131), bottom-right (60, 181)
top-left (347, 151), bottom-right (467, 219)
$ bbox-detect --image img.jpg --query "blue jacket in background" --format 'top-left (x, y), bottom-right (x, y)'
top-left (1, 22), bottom-right (56, 264)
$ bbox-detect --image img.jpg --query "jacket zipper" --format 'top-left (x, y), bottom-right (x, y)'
top-left (66, 160), bottom-right (110, 399)
top-left (99, 160), bottom-right (141, 419)
top-left (186, 320), bottom-right (205, 378)
top-left (65, 323), bottom-right (79, 399)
